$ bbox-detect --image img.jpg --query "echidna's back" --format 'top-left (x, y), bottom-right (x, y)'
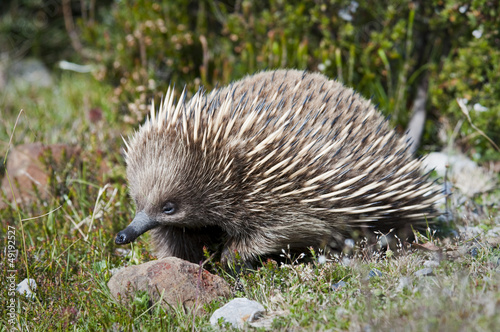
top-left (202, 69), bottom-right (438, 228)
top-left (212, 70), bottom-right (396, 168)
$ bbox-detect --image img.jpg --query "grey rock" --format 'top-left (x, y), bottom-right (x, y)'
top-left (396, 277), bottom-right (411, 292)
top-left (108, 257), bottom-right (231, 313)
top-left (458, 225), bottom-right (484, 240)
top-left (414, 267), bottom-right (434, 277)
top-left (486, 226), bottom-right (500, 239)
top-left (17, 278), bottom-right (37, 299)
top-left (368, 268), bottom-right (383, 278)
top-left (210, 297), bottom-right (265, 328)
top-left (331, 281), bottom-right (347, 291)
top-left (423, 260), bottom-right (440, 268)
top-left (422, 151), bottom-right (496, 197)
top-left (422, 152), bottom-right (473, 177)
top-left (336, 307), bottom-right (348, 319)
top-left (8, 58), bottom-right (53, 88)
top-left (248, 311), bottom-right (287, 329)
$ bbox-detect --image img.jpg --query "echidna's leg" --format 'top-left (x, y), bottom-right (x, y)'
top-left (220, 235), bottom-right (272, 267)
top-left (151, 225), bottom-right (224, 263)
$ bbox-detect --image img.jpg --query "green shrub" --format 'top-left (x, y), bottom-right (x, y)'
top-left (0, 0), bottom-right (113, 66)
top-left (78, 0), bottom-right (499, 160)
top-left (427, 0), bottom-right (500, 161)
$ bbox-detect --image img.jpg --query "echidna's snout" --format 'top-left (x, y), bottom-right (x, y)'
top-left (115, 211), bottom-right (159, 245)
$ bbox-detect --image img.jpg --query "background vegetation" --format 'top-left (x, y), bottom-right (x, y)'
top-left (82, 0), bottom-right (500, 159)
top-left (1, 0), bottom-right (499, 330)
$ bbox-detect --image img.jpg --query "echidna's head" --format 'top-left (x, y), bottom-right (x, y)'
top-left (115, 121), bottom-right (239, 246)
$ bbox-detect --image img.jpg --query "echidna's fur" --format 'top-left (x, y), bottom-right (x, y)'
top-left (116, 70), bottom-right (441, 265)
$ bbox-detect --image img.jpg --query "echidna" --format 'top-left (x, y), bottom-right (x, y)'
top-left (115, 70), bottom-right (441, 265)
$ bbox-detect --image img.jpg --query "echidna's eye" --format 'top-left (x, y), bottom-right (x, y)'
top-left (162, 202), bottom-right (177, 215)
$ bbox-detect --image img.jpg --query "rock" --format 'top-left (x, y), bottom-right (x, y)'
top-left (210, 298), bottom-right (265, 329)
top-left (336, 307), bottom-right (348, 319)
top-left (331, 280), bottom-right (347, 291)
top-left (344, 238), bottom-right (355, 249)
top-left (0, 143), bottom-right (80, 208)
top-left (486, 227), bottom-right (500, 248)
top-left (396, 277), bottom-right (411, 292)
top-left (469, 247), bottom-right (479, 258)
top-left (17, 278), bottom-right (37, 299)
top-left (317, 255), bottom-right (327, 264)
top-left (423, 260), bottom-right (440, 268)
top-left (368, 268), bottom-right (383, 278)
top-left (422, 151), bottom-right (497, 197)
top-left (249, 310), bottom-right (288, 329)
top-left (108, 257), bottom-right (231, 313)
top-left (7, 58), bottom-right (53, 88)
top-left (414, 267), bottom-right (434, 277)
top-left (458, 225), bottom-right (483, 240)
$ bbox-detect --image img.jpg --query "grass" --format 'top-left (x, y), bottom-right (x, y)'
top-left (1, 72), bottom-right (499, 331)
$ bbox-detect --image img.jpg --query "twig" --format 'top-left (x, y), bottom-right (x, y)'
top-left (21, 205), bottom-right (63, 222)
top-left (62, 0), bottom-right (83, 53)
top-left (85, 183), bottom-right (113, 241)
top-left (199, 35), bottom-right (209, 85)
top-left (456, 98), bottom-right (500, 152)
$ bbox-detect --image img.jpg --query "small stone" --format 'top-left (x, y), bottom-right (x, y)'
top-left (423, 260), bottom-right (439, 268)
top-left (210, 298), bottom-right (265, 329)
top-left (248, 310), bottom-right (288, 329)
top-left (396, 277), bottom-right (411, 292)
top-left (17, 278), bottom-right (37, 299)
top-left (336, 307), bottom-right (348, 319)
top-left (368, 268), bottom-right (383, 278)
top-left (421, 152), bottom-right (496, 197)
top-left (342, 257), bottom-right (351, 266)
top-left (331, 281), bottom-right (347, 291)
top-left (344, 238), bottom-right (355, 248)
top-left (491, 256), bottom-right (500, 268)
top-left (108, 257), bottom-right (231, 313)
top-left (414, 267), bottom-right (434, 277)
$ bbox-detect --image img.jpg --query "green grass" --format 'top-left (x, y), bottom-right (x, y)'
top-left (1, 72), bottom-right (499, 331)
